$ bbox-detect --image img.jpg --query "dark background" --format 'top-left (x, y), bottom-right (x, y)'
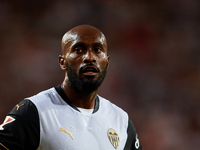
top-left (0, 0), bottom-right (200, 149)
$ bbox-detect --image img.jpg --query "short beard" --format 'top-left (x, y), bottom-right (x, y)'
top-left (65, 62), bottom-right (108, 95)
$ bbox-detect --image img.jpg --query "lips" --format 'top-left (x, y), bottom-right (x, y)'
top-left (81, 65), bottom-right (99, 76)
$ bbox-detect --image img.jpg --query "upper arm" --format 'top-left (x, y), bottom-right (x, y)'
top-left (0, 99), bottom-right (40, 150)
top-left (124, 118), bottom-right (142, 150)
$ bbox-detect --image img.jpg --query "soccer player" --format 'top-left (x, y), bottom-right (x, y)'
top-left (0, 25), bottom-right (142, 150)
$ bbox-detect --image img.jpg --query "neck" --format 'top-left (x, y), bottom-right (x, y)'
top-left (61, 82), bottom-right (98, 109)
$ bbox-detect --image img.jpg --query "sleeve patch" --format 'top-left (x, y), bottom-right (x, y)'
top-left (0, 116), bottom-right (15, 130)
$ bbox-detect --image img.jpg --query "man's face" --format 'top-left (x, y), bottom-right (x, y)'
top-left (61, 27), bottom-right (109, 94)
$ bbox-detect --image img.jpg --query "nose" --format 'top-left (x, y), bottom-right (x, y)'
top-left (83, 50), bottom-right (96, 63)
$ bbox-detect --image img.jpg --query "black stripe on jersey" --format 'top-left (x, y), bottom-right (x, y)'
top-left (55, 85), bottom-right (100, 113)
top-left (55, 85), bottom-right (80, 112)
top-left (92, 96), bottom-right (99, 113)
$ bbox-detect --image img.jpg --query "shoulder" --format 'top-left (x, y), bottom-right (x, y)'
top-left (27, 87), bottom-right (62, 108)
top-left (8, 99), bottom-right (39, 122)
top-left (98, 95), bottom-right (129, 119)
top-left (27, 87), bottom-right (56, 102)
top-left (98, 95), bottom-right (127, 112)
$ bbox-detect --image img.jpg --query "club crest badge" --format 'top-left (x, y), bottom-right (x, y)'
top-left (0, 116), bottom-right (15, 130)
top-left (108, 128), bottom-right (119, 149)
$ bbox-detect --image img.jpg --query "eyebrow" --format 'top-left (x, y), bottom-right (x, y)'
top-left (72, 42), bottom-right (85, 49)
top-left (93, 42), bottom-right (105, 48)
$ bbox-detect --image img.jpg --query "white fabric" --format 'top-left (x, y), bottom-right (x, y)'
top-left (77, 107), bottom-right (94, 115)
top-left (28, 87), bottom-right (129, 150)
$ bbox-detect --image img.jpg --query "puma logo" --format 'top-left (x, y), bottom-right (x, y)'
top-left (15, 104), bottom-right (24, 110)
top-left (60, 127), bottom-right (74, 140)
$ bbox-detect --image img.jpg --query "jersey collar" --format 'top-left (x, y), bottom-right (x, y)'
top-left (55, 85), bottom-right (99, 113)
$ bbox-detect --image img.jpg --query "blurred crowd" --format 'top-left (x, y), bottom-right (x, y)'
top-left (0, 0), bottom-right (200, 149)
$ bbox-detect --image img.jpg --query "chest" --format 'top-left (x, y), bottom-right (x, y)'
top-left (38, 106), bottom-right (128, 150)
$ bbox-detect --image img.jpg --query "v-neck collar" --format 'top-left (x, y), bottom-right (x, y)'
top-left (55, 85), bottom-right (99, 114)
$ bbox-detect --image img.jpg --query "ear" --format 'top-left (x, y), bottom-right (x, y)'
top-left (59, 55), bottom-right (66, 70)
top-left (106, 55), bottom-right (110, 69)
top-left (107, 55), bottom-right (110, 62)
top-left (107, 55), bottom-right (110, 63)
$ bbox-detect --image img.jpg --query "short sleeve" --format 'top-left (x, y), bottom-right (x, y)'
top-left (0, 99), bottom-right (40, 150)
top-left (124, 118), bottom-right (142, 150)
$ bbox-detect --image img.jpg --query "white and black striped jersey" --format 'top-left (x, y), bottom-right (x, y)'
top-left (0, 85), bottom-right (142, 150)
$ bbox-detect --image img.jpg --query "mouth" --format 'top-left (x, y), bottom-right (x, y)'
top-left (81, 65), bottom-right (99, 76)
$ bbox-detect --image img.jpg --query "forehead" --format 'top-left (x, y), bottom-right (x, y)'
top-left (62, 27), bottom-right (107, 53)
top-left (71, 25), bottom-right (105, 41)
top-left (70, 32), bottom-right (105, 44)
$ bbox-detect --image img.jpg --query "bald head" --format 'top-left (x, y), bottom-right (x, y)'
top-left (61, 25), bottom-right (107, 55)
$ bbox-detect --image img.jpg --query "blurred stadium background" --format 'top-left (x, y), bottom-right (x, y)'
top-left (0, 0), bottom-right (200, 149)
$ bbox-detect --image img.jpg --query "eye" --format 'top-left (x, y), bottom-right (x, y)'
top-left (94, 47), bottom-right (102, 53)
top-left (74, 47), bottom-right (83, 53)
